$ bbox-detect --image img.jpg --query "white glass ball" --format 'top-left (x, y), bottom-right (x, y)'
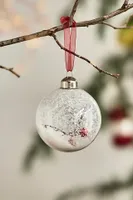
top-left (36, 89), bottom-right (101, 152)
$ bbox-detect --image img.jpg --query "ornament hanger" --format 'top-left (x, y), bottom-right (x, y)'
top-left (60, 16), bottom-right (77, 73)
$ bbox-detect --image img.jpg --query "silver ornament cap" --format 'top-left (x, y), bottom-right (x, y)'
top-left (60, 76), bottom-right (78, 89)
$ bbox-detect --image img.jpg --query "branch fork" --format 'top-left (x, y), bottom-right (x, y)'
top-left (121, 0), bottom-right (129, 8)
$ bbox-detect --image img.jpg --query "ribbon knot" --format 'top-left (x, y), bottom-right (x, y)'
top-left (60, 16), bottom-right (77, 72)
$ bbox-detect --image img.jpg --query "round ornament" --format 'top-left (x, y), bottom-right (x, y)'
top-left (108, 106), bottom-right (127, 121)
top-left (112, 118), bottom-right (133, 147)
top-left (36, 76), bottom-right (102, 152)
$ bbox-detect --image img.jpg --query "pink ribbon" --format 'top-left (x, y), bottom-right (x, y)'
top-left (60, 16), bottom-right (77, 72)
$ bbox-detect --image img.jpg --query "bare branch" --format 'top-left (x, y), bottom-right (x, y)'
top-left (0, 3), bottom-right (133, 48)
top-left (51, 34), bottom-right (119, 79)
top-left (101, 21), bottom-right (133, 29)
top-left (78, 3), bottom-right (133, 27)
top-left (121, 0), bottom-right (129, 8)
top-left (70, 0), bottom-right (79, 22)
top-left (0, 65), bottom-right (20, 77)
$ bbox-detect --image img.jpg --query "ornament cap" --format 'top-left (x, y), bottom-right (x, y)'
top-left (60, 76), bottom-right (78, 89)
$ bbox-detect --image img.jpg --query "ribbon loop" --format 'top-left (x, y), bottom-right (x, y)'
top-left (60, 16), bottom-right (77, 72)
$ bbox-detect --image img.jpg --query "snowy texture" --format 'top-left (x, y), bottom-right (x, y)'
top-left (36, 88), bottom-right (101, 152)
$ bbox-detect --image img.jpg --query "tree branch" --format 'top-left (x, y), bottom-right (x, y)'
top-left (70, 0), bottom-right (79, 22)
top-left (101, 21), bottom-right (133, 29)
top-left (0, 65), bottom-right (20, 77)
top-left (121, 0), bottom-right (129, 8)
top-left (0, 1), bottom-right (133, 77)
top-left (51, 33), bottom-right (119, 79)
top-left (0, 3), bottom-right (133, 47)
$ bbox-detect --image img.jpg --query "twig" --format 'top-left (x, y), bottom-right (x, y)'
top-left (0, 3), bottom-right (133, 47)
top-left (51, 33), bottom-right (119, 79)
top-left (101, 21), bottom-right (133, 29)
top-left (70, 0), bottom-right (79, 22)
top-left (0, 65), bottom-right (20, 77)
top-left (121, 0), bottom-right (129, 8)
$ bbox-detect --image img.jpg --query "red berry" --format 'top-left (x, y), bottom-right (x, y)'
top-left (80, 128), bottom-right (88, 137)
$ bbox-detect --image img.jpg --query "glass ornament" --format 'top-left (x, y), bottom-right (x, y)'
top-left (36, 76), bottom-right (102, 152)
